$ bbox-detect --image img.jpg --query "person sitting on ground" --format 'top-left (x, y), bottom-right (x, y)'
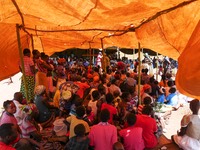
top-left (88, 109), bottom-right (117, 150)
top-left (0, 100), bottom-right (18, 127)
top-left (88, 90), bottom-right (100, 117)
top-left (113, 142), bottom-right (125, 150)
top-left (119, 113), bottom-right (145, 150)
top-left (165, 87), bottom-right (179, 109)
top-left (34, 85), bottom-right (57, 128)
top-left (0, 123), bottom-right (19, 150)
top-left (135, 106), bottom-right (158, 149)
top-left (12, 92), bottom-right (25, 128)
top-left (101, 93), bottom-right (118, 124)
top-left (64, 123), bottom-right (90, 150)
top-left (65, 106), bottom-right (90, 139)
top-left (137, 96), bottom-right (153, 115)
top-left (172, 99), bottom-right (200, 150)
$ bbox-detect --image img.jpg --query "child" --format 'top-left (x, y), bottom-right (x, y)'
top-left (64, 123), bottom-right (90, 150)
top-left (85, 106), bottom-right (95, 125)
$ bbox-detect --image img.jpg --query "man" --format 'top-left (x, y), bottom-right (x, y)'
top-left (89, 109), bottom-right (117, 150)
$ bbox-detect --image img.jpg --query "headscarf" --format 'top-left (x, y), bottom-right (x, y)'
top-left (34, 85), bottom-right (46, 95)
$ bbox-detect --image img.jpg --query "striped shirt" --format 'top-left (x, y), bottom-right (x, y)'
top-left (19, 56), bottom-right (34, 76)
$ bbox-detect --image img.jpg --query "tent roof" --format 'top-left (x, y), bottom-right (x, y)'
top-left (0, 0), bottom-right (200, 98)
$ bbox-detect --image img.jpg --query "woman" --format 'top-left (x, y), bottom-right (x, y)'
top-left (34, 85), bottom-right (57, 127)
top-left (172, 99), bottom-right (200, 150)
top-left (19, 48), bottom-right (35, 101)
top-left (0, 100), bottom-right (17, 126)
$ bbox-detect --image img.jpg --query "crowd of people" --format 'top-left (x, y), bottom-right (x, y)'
top-left (0, 48), bottom-right (199, 150)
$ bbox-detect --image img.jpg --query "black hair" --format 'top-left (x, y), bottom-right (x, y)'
top-left (74, 124), bottom-right (86, 136)
top-left (106, 93), bottom-right (114, 104)
top-left (169, 87), bottom-right (176, 93)
top-left (167, 80), bottom-right (174, 87)
top-left (126, 113), bottom-right (137, 126)
top-left (143, 97), bottom-right (152, 105)
top-left (142, 105), bottom-right (153, 115)
top-left (100, 109), bottom-right (110, 122)
top-left (0, 123), bottom-right (17, 145)
top-left (98, 84), bottom-right (106, 94)
top-left (74, 98), bottom-right (83, 107)
top-left (32, 49), bottom-right (39, 55)
top-left (126, 72), bottom-right (130, 77)
top-left (13, 92), bottom-right (23, 103)
top-left (113, 90), bottom-right (120, 97)
top-left (92, 90), bottom-right (100, 100)
top-left (190, 99), bottom-right (200, 115)
top-left (23, 48), bottom-right (30, 55)
top-left (76, 106), bottom-right (85, 118)
top-left (3, 100), bottom-right (13, 109)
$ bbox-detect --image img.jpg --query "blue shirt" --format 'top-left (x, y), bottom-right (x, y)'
top-left (166, 93), bottom-right (178, 106)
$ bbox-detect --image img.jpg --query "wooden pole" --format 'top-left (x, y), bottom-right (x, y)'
top-left (156, 52), bottom-right (159, 81)
top-left (100, 38), bottom-right (106, 72)
top-left (89, 42), bottom-right (92, 67)
top-left (31, 34), bottom-right (34, 51)
top-left (138, 43), bottom-right (141, 105)
top-left (16, 24), bottom-right (29, 101)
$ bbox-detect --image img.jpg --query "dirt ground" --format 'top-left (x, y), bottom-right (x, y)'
top-left (163, 103), bottom-right (191, 139)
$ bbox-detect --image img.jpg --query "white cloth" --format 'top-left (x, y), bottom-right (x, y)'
top-left (88, 100), bottom-right (98, 116)
top-left (13, 100), bottom-right (25, 126)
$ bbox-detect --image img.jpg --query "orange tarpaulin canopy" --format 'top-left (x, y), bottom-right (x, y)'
top-left (0, 0), bottom-right (200, 98)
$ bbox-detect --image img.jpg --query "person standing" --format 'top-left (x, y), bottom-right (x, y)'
top-left (19, 48), bottom-right (35, 101)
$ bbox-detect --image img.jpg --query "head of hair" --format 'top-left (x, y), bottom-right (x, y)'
top-left (126, 113), bottom-right (137, 126)
top-left (13, 92), bottom-right (23, 103)
top-left (23, 48), bottom-right (30, 56)
top-left (126, 72), bottom-right (131, 77)
top-left (190, 99), bottom-right (200, 114)
top-left (100, 109), bottom-right (110, 122)
top-left (169, 87), bottom-right (176, 93)
top-left (92, 90), bottom-right (100, 100)
top-left (113, 142), bottom-right (125, 150)
top-left (3, 100), bottom-right (13, 109)
top-left (143, 97), bottom-right (152, 105)
top-left (98, 84), bottom-right (106, 94)
top-left (76, 106), bottom-right (85, 118)
top-left (113, 90), bottom-right (120, 97)
top-left (74, 124), bottom-right (86, 136)
top-left (0, 123), bottom-right (17, 145)
top-left (167, 80), bottom-right (174, 87)
top-left (121, 92), bottom-right (131, 102)
top-left (32, 49), bottom-right (39, 56)
top-left (74, 98), bottom-right (83, 107)
top-left (144, 68), bottom-right (148, 73)
top-left (106, 93), bottom-right (114, 104)
top-left (142, 105), bottom-right (153, 115)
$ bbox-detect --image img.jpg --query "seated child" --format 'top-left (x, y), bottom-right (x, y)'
top-left (64, 123), bottom-right (90, 150)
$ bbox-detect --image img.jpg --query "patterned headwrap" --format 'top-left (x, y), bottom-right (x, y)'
top-left (34, 85), bottom-right (46, 95)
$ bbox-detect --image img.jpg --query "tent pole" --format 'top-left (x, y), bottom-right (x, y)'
top-left (100, 38), bottom-right (106, 72)
top-left (31, 34), bottom-right (34, 50)
top-left (156, 52), bottom-right (158, 81)
top-left (138, 42), bottom-right (141, 105)
top-left (89, 42), bottom-right (92, 68)
top-left (16, 24), bottom-right (29, 101)
top-left (133, 48), bottom-right (135, 61)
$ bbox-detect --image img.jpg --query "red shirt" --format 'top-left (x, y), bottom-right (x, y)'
top-left (89, 122), bottom-right (117, 150)
top-left (101, 103), bottom-right (117, 124)
top-left (74, 82), bottom-right (90, 98)
top-left (119, 126), bottom-right (145, 150)
top-left (135, 115), bottom-right (158, 148)
top-left (0, 142), bottom-right (15, 150)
